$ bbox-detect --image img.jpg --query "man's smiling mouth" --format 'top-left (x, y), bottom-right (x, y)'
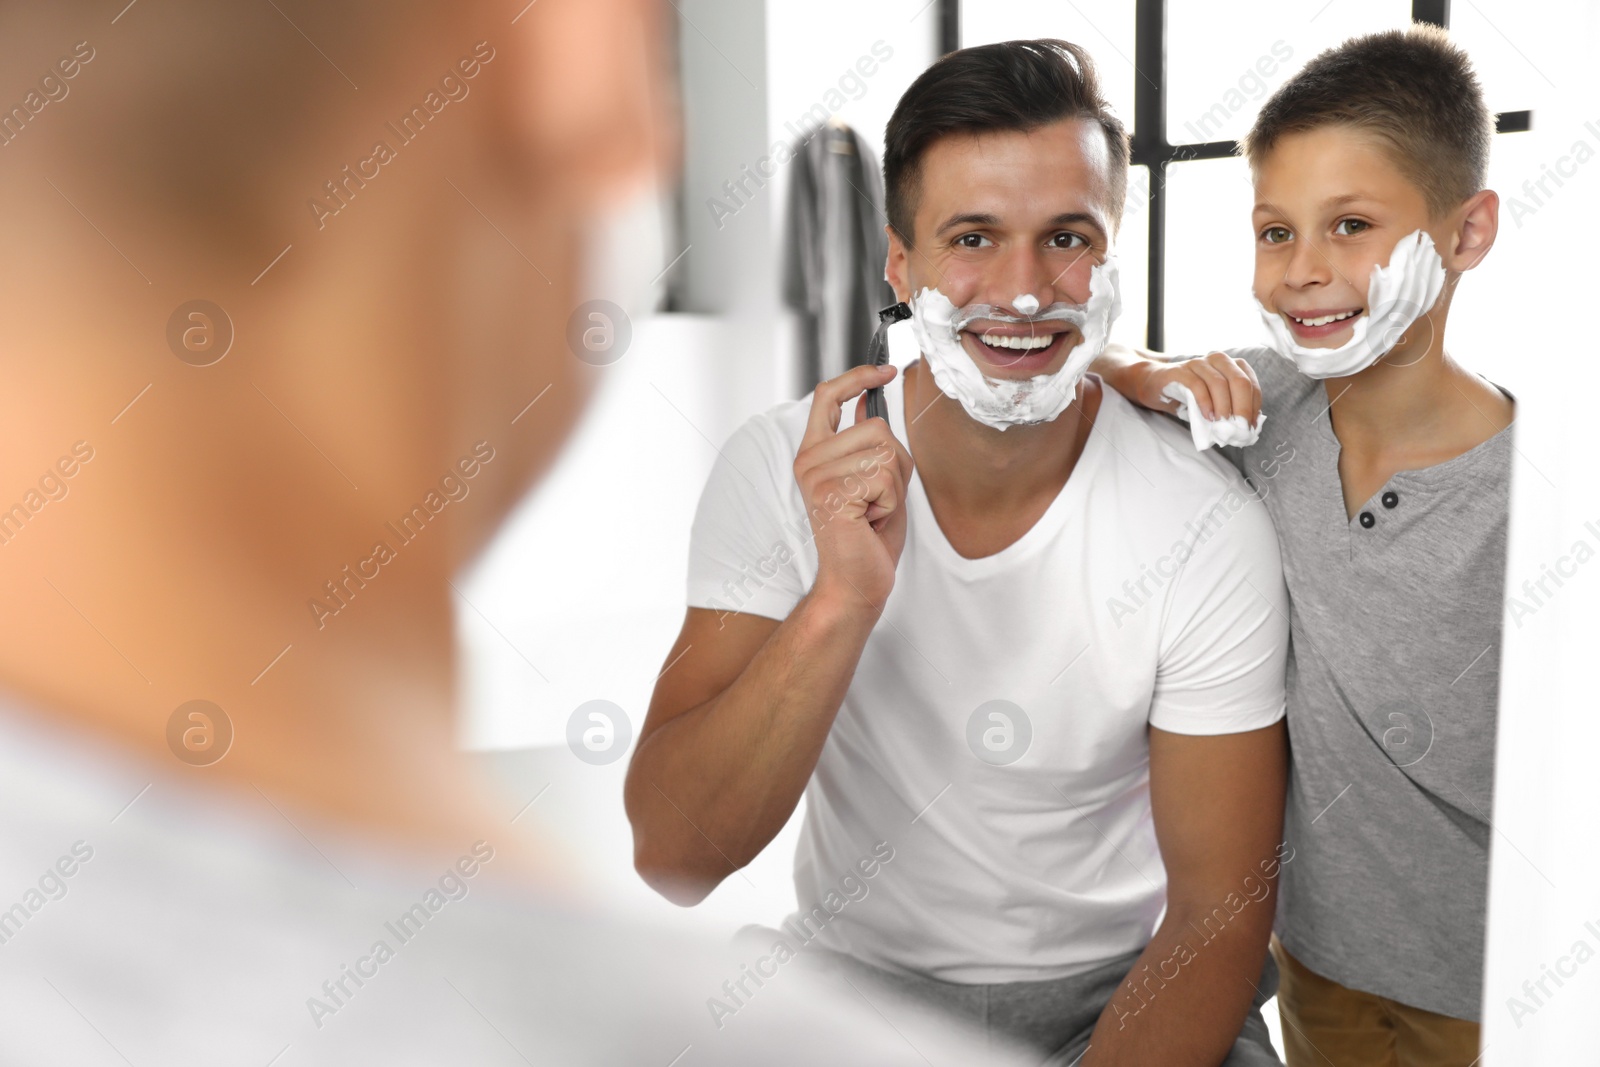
top-left (966, 327), bottom-right (1070, 364)
top-left (977, 332), bottom-right (1057, 350)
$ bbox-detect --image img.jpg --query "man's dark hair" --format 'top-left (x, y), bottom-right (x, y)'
top-left (1241, 24), bottom-right (1492, 217)
top-left (882, 39), bottom-right (1129, 247)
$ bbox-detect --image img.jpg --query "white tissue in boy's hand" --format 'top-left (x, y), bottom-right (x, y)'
top-left (1159, 381), bottom-right (1264, 451)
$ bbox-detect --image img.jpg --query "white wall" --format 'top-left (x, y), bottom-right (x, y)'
top-left (1476, 2), bottom-right (1600, 1061)
top-left (764, 0), bottom-right (938, 172)
top-left (763, 0), bottom-right (938, 397)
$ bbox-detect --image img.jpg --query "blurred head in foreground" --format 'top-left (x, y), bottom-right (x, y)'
top-left (0, 11), bottom-right (1063, 1064)
top-left (0, 0), bottom-right (675, 863)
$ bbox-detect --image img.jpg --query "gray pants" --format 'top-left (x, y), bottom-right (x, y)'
top-left (785, 935), bottom-right (1282, 1066)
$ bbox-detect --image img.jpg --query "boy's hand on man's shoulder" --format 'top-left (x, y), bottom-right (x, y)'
top-left (1121, 348), bottom-right (1263, 426)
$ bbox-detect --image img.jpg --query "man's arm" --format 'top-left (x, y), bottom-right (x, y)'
top-left (624, 598), bottom-right (868, 905)
top-left (624, 363), bottom-right (913, 906)
top-left (1081, 721), bottom-right (1289, 1067)
top-left (1093, 344), bottom-right (1263, 426)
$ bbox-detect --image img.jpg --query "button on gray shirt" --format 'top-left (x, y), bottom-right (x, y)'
top-left (1221, 346), bottom-right (1510, 1022)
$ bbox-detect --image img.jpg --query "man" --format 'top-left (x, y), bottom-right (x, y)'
top-left (628, 39), bottom-right (1293, 1066)
top-left (0, 2), bottom-right (1021, 1063)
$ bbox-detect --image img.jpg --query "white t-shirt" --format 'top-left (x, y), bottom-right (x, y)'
top-left (686, 355), bottom-right (1289, 985)
top-left (0, 696), bottom-right (1033, 1065)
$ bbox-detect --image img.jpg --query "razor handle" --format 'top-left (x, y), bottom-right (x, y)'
top-left (863, 301), bottom-right (912, 422)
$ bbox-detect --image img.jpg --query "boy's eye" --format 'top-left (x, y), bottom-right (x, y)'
top-left (1333, 218), bottom-right (1370, 236)
top-left (1260, 225), bottom-right (1293, 245)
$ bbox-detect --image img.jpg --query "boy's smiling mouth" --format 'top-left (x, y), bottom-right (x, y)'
top-left (1283, 306), bottom-right (1364, 340)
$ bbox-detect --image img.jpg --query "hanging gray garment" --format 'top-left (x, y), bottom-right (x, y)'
top-left (782, 121), bottom-right (896, 395)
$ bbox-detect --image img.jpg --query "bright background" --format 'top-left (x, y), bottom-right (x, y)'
top-left (454, 2), bottom-right (1600, 1061)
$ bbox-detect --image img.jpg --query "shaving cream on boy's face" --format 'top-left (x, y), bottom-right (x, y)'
top-left (908, 258), bottom-right (1122, 431)
top-left (1255, 228), bottom-right (1447, 379)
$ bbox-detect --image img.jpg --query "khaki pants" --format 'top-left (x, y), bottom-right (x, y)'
top-left (1270, 936), bottom-right (1481, 1067)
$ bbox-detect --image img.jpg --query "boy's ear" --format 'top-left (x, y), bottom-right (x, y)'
top-left (1448, 189), bottom-right (1499, 272)
top-left (885, 223), bottom-right (912, 303)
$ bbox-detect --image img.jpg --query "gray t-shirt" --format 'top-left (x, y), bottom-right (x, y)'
top-left (0, 696), bottom-right (1031, 1065)
top-left (1221, 346), bottom-right (1510, 1022)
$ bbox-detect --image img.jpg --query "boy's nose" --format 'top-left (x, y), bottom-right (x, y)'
top-left (1282, 233), bottom-right (1336, 289)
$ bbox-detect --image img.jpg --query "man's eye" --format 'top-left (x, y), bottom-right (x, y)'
top-left (1334, 218), bottom-right (1370, 236)
top-left (1051, 232), bottom-right (1087, 249)
top-left (1260, 226), bottom-right (1292, 244)
top-left (955, 233), bottom-right (991, 249)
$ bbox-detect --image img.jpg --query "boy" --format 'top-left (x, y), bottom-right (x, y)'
top-left (1095, 24), bottom-right (1511, 1066)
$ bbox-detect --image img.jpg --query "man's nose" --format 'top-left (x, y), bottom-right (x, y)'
top-left (998, 243), bottom-right (1063, 310)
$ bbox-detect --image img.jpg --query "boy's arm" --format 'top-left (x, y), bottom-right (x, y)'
top-left (1093, 343), bottom-right (1264, 426)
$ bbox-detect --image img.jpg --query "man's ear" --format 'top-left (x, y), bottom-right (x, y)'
top-left (509, 0), bottom-right (679, 207)
top-left (1449, 189), bottom-right (1498, 272)
top-left (885, 223), bottom-right (912, 303)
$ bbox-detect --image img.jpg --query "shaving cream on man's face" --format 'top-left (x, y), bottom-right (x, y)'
top-left (908, 259), bottom-right (1122, 431)
top-left (1254, 229), bottom-right (1447, 380)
